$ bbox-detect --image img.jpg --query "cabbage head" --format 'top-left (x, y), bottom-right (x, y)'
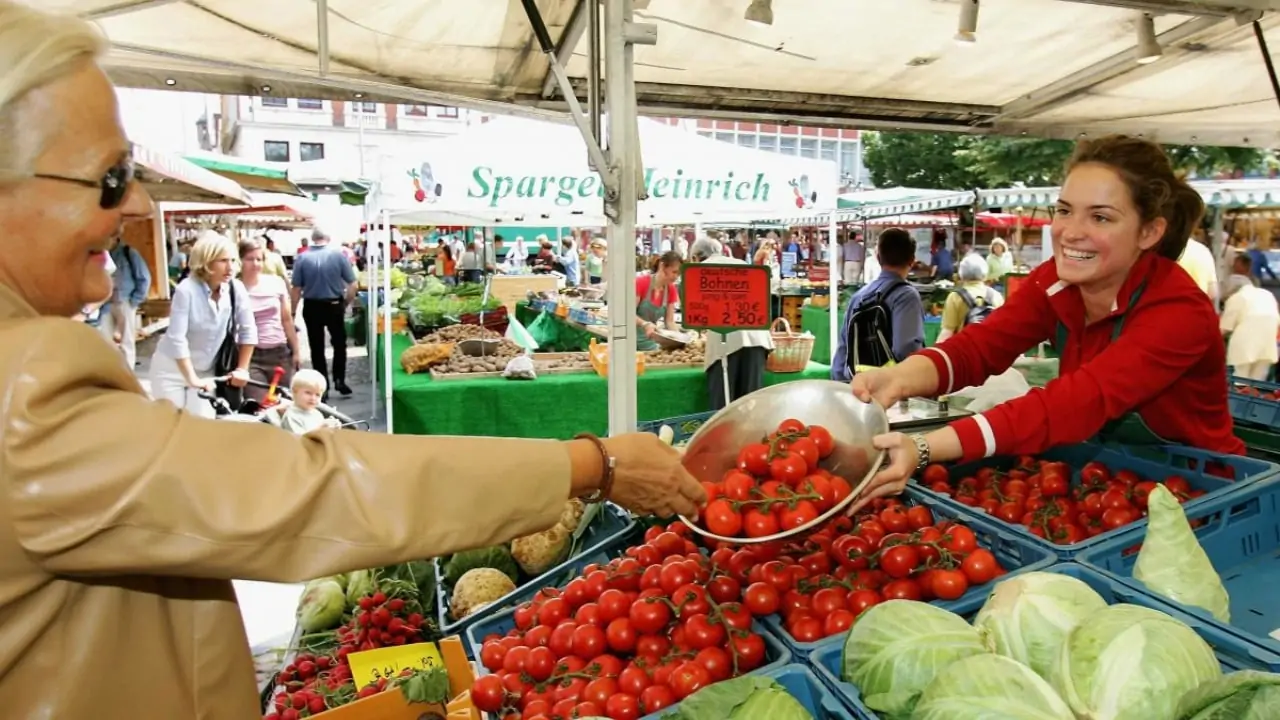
top-left (1134, 484), bottom-right (1231, 622)
top-left (1051, 603), bottom-right (1222, 720)
top-left (345, 569), bottom-right (375, 606)
top-left (1174, 670), bottom-right (1280, 720)
top-left (657, 675), bottom-right (813, 720)
top-left (973, 571), bottom-right (1108, 679)
top-left (297, 579), bottom-right (346, 632)
top-left (913, 653), bottom-right (1074, 720)
top-left (841, 600), bottom-right (986, 719)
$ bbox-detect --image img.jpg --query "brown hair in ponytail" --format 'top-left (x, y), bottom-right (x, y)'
top-left (650, 250), bottom-right (682, 273)
top-left (1065, 135), bottom-right (1204, 261)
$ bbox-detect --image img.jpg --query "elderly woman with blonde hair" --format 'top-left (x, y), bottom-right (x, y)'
top-left (149, 229), bottom-right (257, 416)
top-left (0, 4), bottom-right (706, 717)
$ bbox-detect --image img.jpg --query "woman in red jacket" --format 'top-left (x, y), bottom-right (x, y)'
top-left (852, 135), bottom-right (1244, 510)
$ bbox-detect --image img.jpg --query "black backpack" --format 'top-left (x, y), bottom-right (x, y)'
top-left (844, 278), bottom-right (909, 374)
top-left (957, 287), bottom-right (996, 326)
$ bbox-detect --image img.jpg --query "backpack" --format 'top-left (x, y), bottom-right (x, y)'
top-left (957, 287), bottom-right (996, 326)
top-left (844, 278), bottom-right (909, 374)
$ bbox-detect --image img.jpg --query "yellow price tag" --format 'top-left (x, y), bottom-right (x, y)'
top-left (347, 642), bottom-right (444, 689)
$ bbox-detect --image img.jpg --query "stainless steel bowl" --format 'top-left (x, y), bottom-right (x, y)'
top-left (653, 329), bottom-right (695, 350)
top-left (679, 380), bottom-right (889, 543)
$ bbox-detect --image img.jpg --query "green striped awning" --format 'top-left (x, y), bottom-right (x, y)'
top-left (856, 191), bottom-right (975, 219)
top-left (977, 188), bottom-right (1060, 208)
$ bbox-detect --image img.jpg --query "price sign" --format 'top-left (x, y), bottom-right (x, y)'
top-left (679, 263), bottom-right (772, 333)
top-left (347, 642), bottom-right (444, 690)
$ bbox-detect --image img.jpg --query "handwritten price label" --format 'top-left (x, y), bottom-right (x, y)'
top-left (347, 642), bottom-right (444, 690)
top-left (679, 263), bottom-right (773, 333)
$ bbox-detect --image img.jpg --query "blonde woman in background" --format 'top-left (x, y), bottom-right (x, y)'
top-left (149, 230), bottom-right (257, 417)
top-left (240, 237), bottom-right (302, 401)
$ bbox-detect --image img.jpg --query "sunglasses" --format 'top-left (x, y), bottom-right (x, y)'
top-left (33, 158), bottom-right (135, 209)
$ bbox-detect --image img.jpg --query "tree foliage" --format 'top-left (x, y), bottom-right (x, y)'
top-left (861, 131), bottom-right (1269, 190)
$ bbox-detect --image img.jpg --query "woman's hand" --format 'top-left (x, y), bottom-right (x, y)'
top-left (601, 433), bottom-right (707, 518)
top-left (292, 353), bottom-right (304, 371)
top-left (643, 323), bottom-right (658, 339)
top-left (228, 368), bottom-right (251, 388)
top-left (848, 432), bottom-right (919, 515)
top-left (851, 367), bottom-right (910, 408)
top-left (189, 377), bottom-right (217, 393)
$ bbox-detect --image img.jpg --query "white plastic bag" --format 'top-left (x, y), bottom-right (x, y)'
top-left (948, 368), bottom-right (1031, 412)
top-left (502, 353), bottom-right (538, 380)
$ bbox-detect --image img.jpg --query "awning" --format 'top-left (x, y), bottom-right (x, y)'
top-left (131, 144), bottom-right (251, 205)
top-left (856, 191), bottom-right (976, 220)
top-left (978, 188), bottom-right (1061, 209)
top-left (184, 154), bottom-right (307, 197)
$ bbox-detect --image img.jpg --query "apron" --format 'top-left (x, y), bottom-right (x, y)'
top-left (1052, 281), bottom-right (1171, 447)
top-left (636, 278), bottom-right (668, 352)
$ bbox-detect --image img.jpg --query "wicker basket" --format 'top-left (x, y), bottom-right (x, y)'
top-left (765, 317), bottom-right (815, 373)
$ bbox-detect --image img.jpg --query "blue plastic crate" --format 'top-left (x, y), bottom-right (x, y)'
top-left (434, 503), bottom-right (637, 645)
top-left (470, 608), bottom-right (791, 681)
top-left (760, 487), bottom-right (1057, 660)
top-left (1229, 375), bottom-right (1280, 430)
top-left (807, 562), bottom-right (1273, 719)
top-left (639, 664), bottom-right (854, 720)
top-left (637, 411), bottom-right (715, 445)
top-left (1078, 475), bottom-right (1280, 671)
top-left (569, 307), bottom-right (606, 326)
top-left (910, 442), bottom-right (1276, 558)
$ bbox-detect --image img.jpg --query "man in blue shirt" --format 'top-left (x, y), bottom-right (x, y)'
top-left (930, 230), bottom-right (954, 281)
top-left (98, 238), bottom-right (151, 368)
top-left (291, 227), bottom-right (357, 397)
top-left (831, 228), bottom-right (925, 382)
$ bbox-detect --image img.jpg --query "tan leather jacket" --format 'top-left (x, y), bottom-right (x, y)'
top-left (0, 283), bottom-right (572, 718)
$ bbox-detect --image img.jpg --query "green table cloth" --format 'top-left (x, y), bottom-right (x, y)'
top-left (377, 334), bottom-right (831, 438)
top-left (802, 304), bottom-right (942, 363)
top-left (515, 301), bottom-right (597, 352)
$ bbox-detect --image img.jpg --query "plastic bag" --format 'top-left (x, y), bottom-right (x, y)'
top-left (502, 354), bottom-right (538, 380)
top-left (1133, 484), bottom-right (1231, 621)
top-left (505, 315), bottom-right (539, 351)
top-left (948, 368), bottom-right (1031, 412)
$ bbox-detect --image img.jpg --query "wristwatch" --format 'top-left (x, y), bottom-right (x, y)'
top-left (909, 433), bottom-right (931, 473)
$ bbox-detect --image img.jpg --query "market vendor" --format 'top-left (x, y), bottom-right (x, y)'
top-left (690, 239), bottom-right (774, 409)
top-left (636, 250), bottom-right (682, 351)
top-left (0, 5), bottom-right (708, 717)
top-left (851, 135), bottom-right (1245, 510)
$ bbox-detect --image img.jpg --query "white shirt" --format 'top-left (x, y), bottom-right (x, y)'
top-left (1178, 239), bottom-right (1220, 302)
top-left (1221, 281), bottom-right (1280, 366)
top-left (698, 255), bottom-right (775, 368)
top-left (155, 277), bottom-right (257, 371)
top-left (279, 405), bottom-right (329, 435)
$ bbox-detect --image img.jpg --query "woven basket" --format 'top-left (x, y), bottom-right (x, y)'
top-left (765, 317), bottom-right (815, 373)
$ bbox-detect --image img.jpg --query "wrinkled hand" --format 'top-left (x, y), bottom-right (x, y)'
top-left (603, 433), bottom-right (707, 519)
top-left (851, 368), bottom-right (910, 408)
top-left (112, 331), bottom-right (123, 344)
top-left (228, 368), bottom-right (251, 388)
top-left (190, 377), bottom-right (217, 393)
top-left (849, 431), bottom-right (918, 515)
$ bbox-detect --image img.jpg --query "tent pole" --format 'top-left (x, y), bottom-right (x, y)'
top-left (827, 212), bottom-right (838, 364)
top-left (364, 200), bottom-right (377, 423)
top-left (382, 208), bottom-right (394, 434)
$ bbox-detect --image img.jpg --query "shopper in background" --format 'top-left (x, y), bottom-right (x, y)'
top-left (1221, 269), bottom-right (1280, 380)
top-left (458, 239), bottom-right (483, 283)
top-left (586, 237), bottom-right (607, 284)
top-left (929, 230), bottom-right (954, 281)
top-left (938, 253), bottom-right (1004, 343)
top-left (753, 235), bottom-right (782, 318)
top-left (150, 231), bottom-right (257, 417)
top-left (291, 226), bottom-right (356, 397)
top-left (434, 243), bottom-right (457, 285)
top-left (240, 237), bottom-right (302, 400)
top-left (0, 7), bottom-right (707, 717)
top-left (831, 228), bottom-right (924, 382)
top-left (636, 251), bottom-right (682, 352)
top-left (505, 234), bottom-right (530, 271)
top-left (690, 238), bottom-right (774, 409)
top-left (261, 233), bottom-right (291, 282)
top-left (1177, 231), bottom-right (1220, 306)
top-left (986, 237), bottom-right (1014, 282)
top-left (854, 135), bottom-right (1245, 511)
top-left (560, 236), bottom-right (581, 286)
top-left (100, 235), bottom-right (150, 367)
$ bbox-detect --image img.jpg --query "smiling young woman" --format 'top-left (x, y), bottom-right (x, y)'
top-left (847, 135), bottom-right (1244, 509)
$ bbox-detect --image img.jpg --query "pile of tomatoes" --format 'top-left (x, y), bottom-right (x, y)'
top-left (469, 523), bottom-right (776, 720)
top-left (1233, 382), bottom-right (1280, 401)
top-left (699, 419), bottom-right (855, 539)
top-left (704, 496), bottom-right (1006, 645)
top-left (917, 456), bottom-right (1205, 545)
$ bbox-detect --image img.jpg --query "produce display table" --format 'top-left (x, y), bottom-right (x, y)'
top-left (378, 334), bottom-right (831, 438)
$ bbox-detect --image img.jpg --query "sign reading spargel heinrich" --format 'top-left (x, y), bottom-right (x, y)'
top-left (468, 167), bottom-right (772, 208)
top-left (679, 264), bottom-right (773, 334)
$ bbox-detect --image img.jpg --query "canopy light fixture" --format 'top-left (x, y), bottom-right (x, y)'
top-left (164, 78), bottom-right (176, 86)
top-left (261, 85), bottom-right (271, 93)
top-left (634, 0), bottom-right (651, 9)
top-left (1136, 13), bottom-right (1163, 64)
top-left (745, 0), bottom-right (773, 27)
top-left (956, 0), bottom-right (979, 44)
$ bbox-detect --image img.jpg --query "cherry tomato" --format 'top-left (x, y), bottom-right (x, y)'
top-left (730, 632), bottom-right (767, 671)
top-left (779, 501), bottom-right (820, 530)
top-left (1101, 506), bottom-right (1137, 530)
top-left (1163, 475), bottom-right (1192, 496)
top-left (760, 561), bottom-right (794, 593)
top-left (524, 646), bottom-right (556, 682)
top-left (479, 641), bottom-right (507, 672)
top-left (832, 535), bottom-right (872, 570)
top-left (471, 675), bottom-right (507, 714)
top-left (905, 505), bottom-right (934, 530)
top-left (658, 562), bottom-right (698, 596)
top-left (694, 646), bottom-right (733, 682)
top-left (777, 418), bottom-right (806, 435)
top-left (669, 662), bottom-right (712, 700)
top-left (930, 569), bottom-right (970, 600)
top-left (807, 424), bottom-right (835, 458)
top-left (846, 589), bottom-right (881, 616)
top-left (810, 587), bottom-right (847, 618)
top-left (704, 499), bottom-right (743, 537)
top-left (789, 437), bottom-right (821, 472)
top-left (721, 471), bottom-right (756, 501)
top-left (960, 548), bottom-right (1000, 585)
top-left (605, 693), bottom-right (641, 720)
top-left (941, 524), bottom-right (977, 554)
top-left (640, 685), bottom-right (677, 715)
top-left (617, 666), bottom-right (650, 697)
top-left (738, 444), bottom-right (771, 476)
top-left (743, 508), bottom-right (780, 538)
top-left (790, 617), bottom-right (825, 643)
top-left (628, 599), bottom-right (671, 635)
top-left (744, 582), bottom-right (781, 616)
top-left (823, 609), bottom-right (856, 636)
top-left (881, 579), bottom-right (923, 601)
top-left (829, 475), bottom-right (854, 506)
top-left (879, 507), bottom-right (910, 533)
top-left (770, 453), bottom-right (809, 485)
top-left (799, 474), bottom-right (835, 510)
top-left (878, 545), bottom-right (922, 579)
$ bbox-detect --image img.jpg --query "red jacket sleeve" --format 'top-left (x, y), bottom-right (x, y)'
top-left (946, 288), bottom-right (1220, 462)
top-left (917, 271), bottom-right (1057, 397)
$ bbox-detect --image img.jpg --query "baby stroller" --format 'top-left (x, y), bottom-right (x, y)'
top-left (199, 372), bottom-right (369, 430)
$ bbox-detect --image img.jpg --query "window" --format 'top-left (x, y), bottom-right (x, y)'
top-left (435, 105), bottom-right (460, 118)
top-left (841, 144), bottom-right (858, 177)
top-left (779, 137), bottom-right (797, 155)
top-left (820, 140), bottom-right (838, 163)
top-left (261, 97), bottom-right (288, 108)
top-left (697, 130), bottom-right (713, 138)
top-left (297, 98), bottom-right (323, 110)
top-left (800, 138), bottom-right (818, 159)
top-left (737, 134), bottom-right (758, 149)
top-left (300, 142), bottom-right (325, 161)
top-left (404, 103), bottom-right (430, 116)
top-left (354, 101), bottom-right (378, 113)
top-left (758, 135), bottom-right (778, 153)
top-left (263, 140), bottom-right (290, 162)
top-left (714, 132), bottom-right (734, 144)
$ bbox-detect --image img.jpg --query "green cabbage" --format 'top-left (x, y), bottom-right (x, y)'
top-left (913, 653), bottom-right (1074, 720)
top-left (657, 675), bottom-right (813, 720)
top-left (1175, 670), bottom-right (1280, 720)
top-left (1051, 604), bottom-right (1222, 720)
top-left (1134, 485), bottom-right (1232, 622)
top-left (728, 686), bottom-right (812, 719)
top-left (841, 600), bottom-right (986, 718)
top-left (297, 579), bottom-right (346, 632)
top-left (344, 569), bottom-right (375, 606)
top-left (973, 571), bottom-right (1108, 679)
